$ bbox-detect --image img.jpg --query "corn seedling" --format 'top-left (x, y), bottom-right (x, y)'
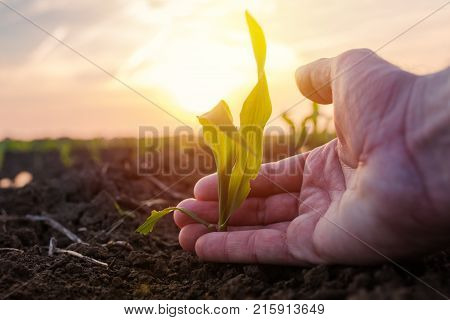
top-left (137, 11), bottom-right (272, 235)
top-left (282, 102), bottom-right (334, 155)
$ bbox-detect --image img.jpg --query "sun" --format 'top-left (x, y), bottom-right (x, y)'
top-left (154, 40), bottom-right (252, 115)
top-left (119, 31), bottom-right (253, 116)
top-left (167, 67), bottom-right (238, 114)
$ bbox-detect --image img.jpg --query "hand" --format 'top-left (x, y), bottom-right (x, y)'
top-left (174, 48), bottom-right (450, 265)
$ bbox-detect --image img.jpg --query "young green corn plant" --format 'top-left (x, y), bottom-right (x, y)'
top-left (282, 102), bottom-right (335, 155)
top-left (282, 102), bottom-right (320, 154)
top-left (137, 11), bottom-right (272, 235)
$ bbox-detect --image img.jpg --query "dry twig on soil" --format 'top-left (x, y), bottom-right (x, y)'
top-left (105, 217), bottom-right (125, 235)
top-left (48, 238), bottom-right (108, 268)
top-left (0, 248), bottom-right (24, 253)
top-left (0, 213), bottom-right (84, 244)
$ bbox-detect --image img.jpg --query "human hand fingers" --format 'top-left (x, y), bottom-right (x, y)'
top-left (193, 153), bottom-right (308, 201)
top-left (174, 193), bottom-right (299, 228)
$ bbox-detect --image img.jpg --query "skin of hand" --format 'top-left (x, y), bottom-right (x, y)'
top-left (174, 48), bottom-right (450, 265)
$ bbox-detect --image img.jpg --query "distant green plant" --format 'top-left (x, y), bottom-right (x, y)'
top-left (0, 140), bottom-right (5, 170)
top-left (59, 142), bottom-right (73, 167)
top-left (0, 138), bottom-right (110, 170)
top-left (282, 101), bottom-right (334, 154)
top-left (86, 138), bottom-right (102, 163)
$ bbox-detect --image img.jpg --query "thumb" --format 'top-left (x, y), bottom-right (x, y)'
top-left (295, 49), bottom-right (382, 105)
top-left (295, 57), bottom-right (332, 104)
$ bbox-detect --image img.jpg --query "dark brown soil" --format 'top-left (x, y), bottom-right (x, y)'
top-left (0, 146), bottom-right (449, 299)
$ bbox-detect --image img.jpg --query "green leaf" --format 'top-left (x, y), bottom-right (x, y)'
top-left (282, 113), bottom-right (295, 132)
top-left (245, 11), bottom-right (266, 77)
top-left (198, 100), bottom-right (238, 228)
top-left (225, 12), bottom-right (271, 223)
top-left (136, 207), bottom-right (213, 235)
top-left (136, 207), bottom-right (174, 235)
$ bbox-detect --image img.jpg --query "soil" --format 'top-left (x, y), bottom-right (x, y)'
top-left (0, 146), bottom-right (449, 300)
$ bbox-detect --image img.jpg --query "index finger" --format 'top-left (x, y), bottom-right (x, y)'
top-left (194, 152), bottom-right (308, 201)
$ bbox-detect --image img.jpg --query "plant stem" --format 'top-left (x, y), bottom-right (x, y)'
top-left (174, 207), bottom-right (215, 230)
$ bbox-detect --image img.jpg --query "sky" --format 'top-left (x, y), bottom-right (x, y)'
top-left (0, 0), bottom-right (449, 139)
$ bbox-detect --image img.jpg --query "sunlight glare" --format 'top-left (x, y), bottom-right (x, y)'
top-left (117, 2), bottom-right (297, 118)
top-left (163, 41), bottom-right (249, 114)
top-left (122, 37), bottom-right (252, 115)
